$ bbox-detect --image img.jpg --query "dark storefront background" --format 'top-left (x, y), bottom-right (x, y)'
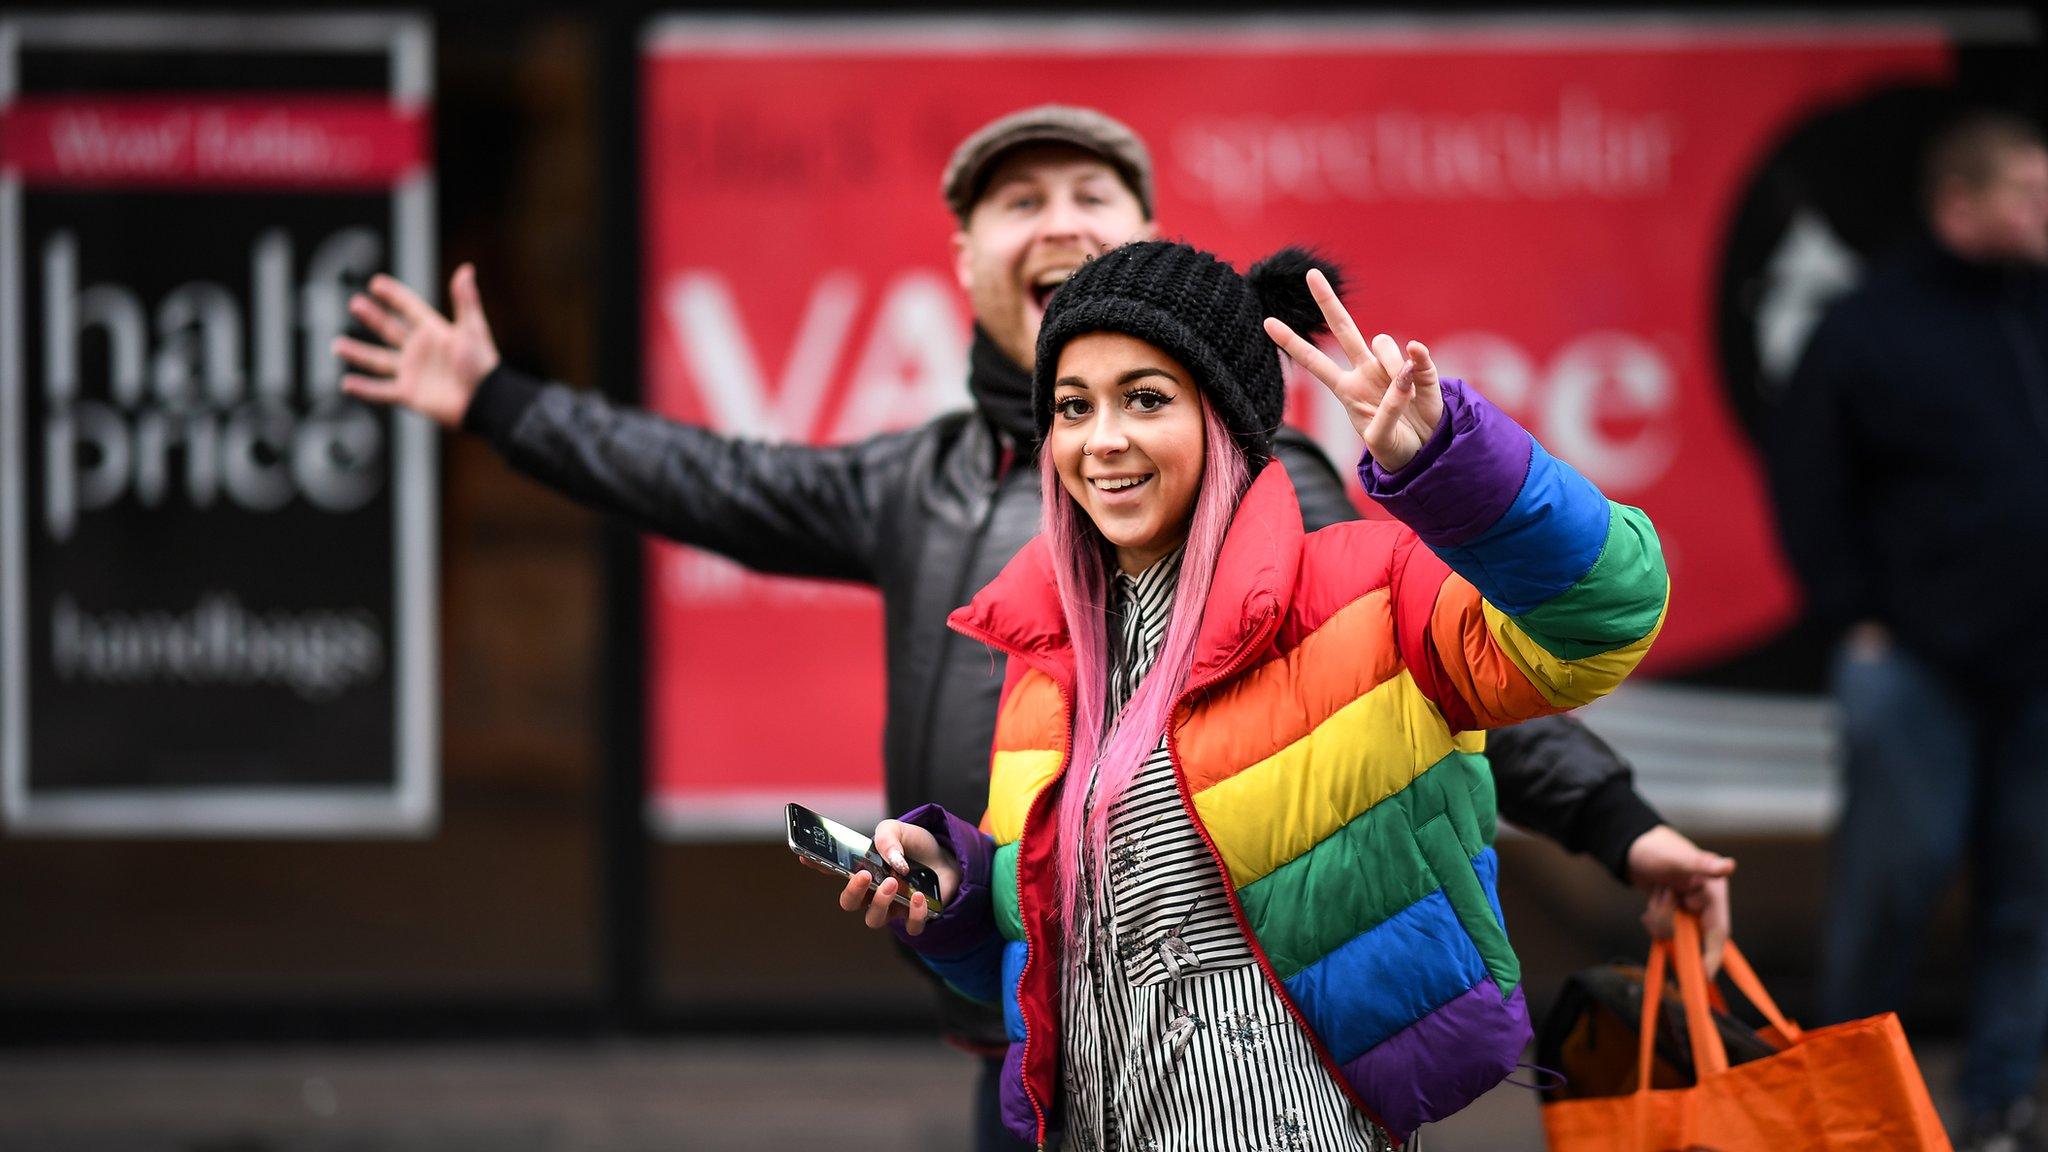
top-left (0, 7), bottom-right (931, 1040)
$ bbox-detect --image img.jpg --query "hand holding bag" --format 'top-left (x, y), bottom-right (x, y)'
top-left (1540, 912), bottom-right (1951, 1151)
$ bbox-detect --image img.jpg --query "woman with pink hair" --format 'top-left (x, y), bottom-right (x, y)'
top-left (834, 239), bottom-right (1669, 1150)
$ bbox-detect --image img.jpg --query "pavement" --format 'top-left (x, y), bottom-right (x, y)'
top-left (0, 1036), bottom-right (1978, 1151)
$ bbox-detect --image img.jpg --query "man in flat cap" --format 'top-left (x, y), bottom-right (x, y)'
top-left (338, 104), bottom-right (1729, 1151)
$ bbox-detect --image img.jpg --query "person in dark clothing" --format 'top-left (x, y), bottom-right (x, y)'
top-left (1768, 109), bottom-right (2048, 1152)
top-left (337, 104), bottom-right (1733, 1151)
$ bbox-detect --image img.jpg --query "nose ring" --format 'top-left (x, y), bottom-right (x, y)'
top-left (1082, 443), bottom-right (1093, 456)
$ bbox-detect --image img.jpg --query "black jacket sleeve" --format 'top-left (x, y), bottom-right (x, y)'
top-left (1487, 715), bottom-right (1664, 882)
top-left (463, 364), bottom-right (922, 584)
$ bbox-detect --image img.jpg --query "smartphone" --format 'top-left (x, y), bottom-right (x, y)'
top-left (786, 803), bottom-right (944, 915)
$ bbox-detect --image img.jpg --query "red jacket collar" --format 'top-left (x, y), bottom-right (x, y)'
top-left (947, 461), bottom-right (1306, 686)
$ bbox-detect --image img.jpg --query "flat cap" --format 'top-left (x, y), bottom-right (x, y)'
top-left (942, 104), bottom-right (1154, 222)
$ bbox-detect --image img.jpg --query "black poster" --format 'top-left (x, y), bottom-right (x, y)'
top-left (2, 14), bottom-right (436, 834)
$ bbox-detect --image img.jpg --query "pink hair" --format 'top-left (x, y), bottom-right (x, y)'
top-left (1038, 400), bottom-right (1251, 973)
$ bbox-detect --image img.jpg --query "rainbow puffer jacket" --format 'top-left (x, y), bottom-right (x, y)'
top-left (896, 381), bottom-right (1668, 1147)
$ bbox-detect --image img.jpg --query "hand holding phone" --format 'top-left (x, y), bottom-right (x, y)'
top-left (786, 804), bottom-right (957, 931)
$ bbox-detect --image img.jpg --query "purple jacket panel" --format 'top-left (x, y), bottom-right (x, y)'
top-left (1357, 378), bottom-right (1535, 549)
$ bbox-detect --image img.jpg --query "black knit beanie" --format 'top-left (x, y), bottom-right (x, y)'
top-left (1031, 239), bottom-right (1342, 467)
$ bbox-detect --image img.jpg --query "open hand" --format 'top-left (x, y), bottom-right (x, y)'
top-left (1629, 825), bottom-right (1736, 977)
top-left (333, 264), bottom-right (500, 429)
top-left (1263, 269), bottom-right (1443, 471)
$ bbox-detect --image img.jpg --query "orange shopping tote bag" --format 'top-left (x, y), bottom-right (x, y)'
top-left (1541, 912), bottom-right (1951, 1151)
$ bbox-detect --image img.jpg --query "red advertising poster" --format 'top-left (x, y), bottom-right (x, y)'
top-left (640, 18), bottom-right (1952, 836)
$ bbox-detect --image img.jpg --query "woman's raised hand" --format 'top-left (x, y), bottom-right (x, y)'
top-left (333, 263), bottom-right (501, 429)
top-left (1263, 270), bottom-right (1444, 472)
top-left (828, 819), bottom-right (961, 937)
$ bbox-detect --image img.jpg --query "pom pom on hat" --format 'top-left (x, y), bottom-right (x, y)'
top-left (1248, 247), bottom-right (1343, 340)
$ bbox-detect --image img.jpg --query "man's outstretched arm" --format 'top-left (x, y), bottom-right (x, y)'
top-left (337, 265), bottom-right (916, 583)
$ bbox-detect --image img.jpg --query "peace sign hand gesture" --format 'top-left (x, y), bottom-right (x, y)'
top-left (1263, 269), bottom-right (1444, 473)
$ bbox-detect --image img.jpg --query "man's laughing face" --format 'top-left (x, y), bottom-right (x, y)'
top-left (953, 143), bottom-right (1154, 370)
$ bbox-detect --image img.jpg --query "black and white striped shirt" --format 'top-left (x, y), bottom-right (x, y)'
top-left (1059, 549), bottom-right (1399, 1152)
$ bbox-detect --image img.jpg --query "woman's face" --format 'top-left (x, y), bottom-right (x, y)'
top-left (1048, 332), bottom-right (1207, 576)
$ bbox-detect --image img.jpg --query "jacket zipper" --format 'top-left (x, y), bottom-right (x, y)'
top-left (1162, 605), bottom-right (1404, 1143)
top-left (956, 601), bottom-right (1406, 1144)
top-left (949, 614), bottom-right (1068, 1152)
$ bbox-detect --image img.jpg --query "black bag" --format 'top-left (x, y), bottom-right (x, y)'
top-left (1535, 961), bottom-right (1784, 1101)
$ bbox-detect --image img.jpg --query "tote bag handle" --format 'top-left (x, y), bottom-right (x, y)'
top-left (1635, 929), bottom-right (1726, 1090)
top-left (1628, 914), bottom-right (1741, 1149)
top-left (1715, 932), bottom-right (1804, 1045)
top-left (1637, 911), bottom-right (1806, 1096)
